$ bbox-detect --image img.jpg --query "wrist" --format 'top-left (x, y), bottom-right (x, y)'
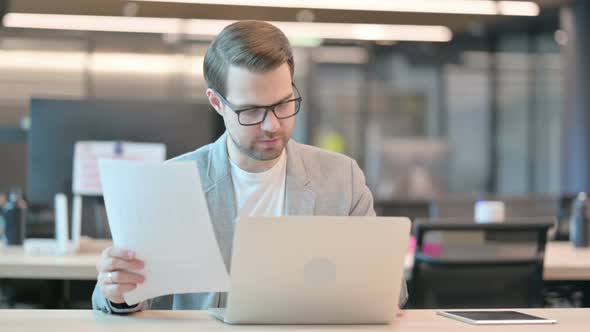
top-left (109, 300), bottom-right (137, 309)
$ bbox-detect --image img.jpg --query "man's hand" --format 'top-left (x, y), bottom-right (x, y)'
top-left (96, 246), bottom-right (145, 304)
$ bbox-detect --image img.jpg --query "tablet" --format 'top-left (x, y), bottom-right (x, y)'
top-left (437, 310), bottom-right (558, 325)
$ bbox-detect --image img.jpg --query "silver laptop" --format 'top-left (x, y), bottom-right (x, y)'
top-left (208, 216), bottom-right (410, 325)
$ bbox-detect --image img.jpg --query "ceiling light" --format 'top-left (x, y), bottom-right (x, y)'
top-left (135, 0), bottom-right (540, 16)
top-left (497, 1), bottom-right (540, 16)
top-left (3, 14), bottom-right (452, 42)
top-left (3, 13), bottom-right (182, 34)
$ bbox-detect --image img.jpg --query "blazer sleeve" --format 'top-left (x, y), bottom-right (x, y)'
top-left (349, 159), bottom-right (376, 217)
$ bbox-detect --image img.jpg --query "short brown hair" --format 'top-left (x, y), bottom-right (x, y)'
top-left (203, 20), bottom-right (294, 96)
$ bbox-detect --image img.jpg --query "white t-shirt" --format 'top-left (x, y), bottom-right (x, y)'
top-left (229, 150), bottom-right (287, 217)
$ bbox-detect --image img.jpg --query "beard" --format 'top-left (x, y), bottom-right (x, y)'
top-left (228, 130), bottom-right (288, 161)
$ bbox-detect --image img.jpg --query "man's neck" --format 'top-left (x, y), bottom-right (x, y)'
top-left (227, 138), bottom-right (281, 173)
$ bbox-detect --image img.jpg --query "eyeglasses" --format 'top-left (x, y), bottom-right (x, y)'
top-left (215, 84), bottom-right (303, 126)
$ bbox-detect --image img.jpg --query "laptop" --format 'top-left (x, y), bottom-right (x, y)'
top-left (208, 216), bottom-right (411, 325)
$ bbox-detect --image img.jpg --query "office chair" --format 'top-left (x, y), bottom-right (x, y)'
top-left (552, 194), bottom-right (576, 241)
top-left (407, 218), bottom-right (553, 309)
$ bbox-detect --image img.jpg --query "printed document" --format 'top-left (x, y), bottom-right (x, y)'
top-left (99, 159), bottom-right (230, 305)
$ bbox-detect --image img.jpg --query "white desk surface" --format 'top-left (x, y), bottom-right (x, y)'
top-left (543, 242), bottom-right (590, 280)
top-left (0, 239), bottom-right (111, 280)
top-left (1, 241), bottom-right (590, 281)
top-left (0, 309), bottom-right (587, 332)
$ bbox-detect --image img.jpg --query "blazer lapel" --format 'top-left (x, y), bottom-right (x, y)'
top-left (285, 140), bottom-right (316, 215)
top-left (202, 133), bottom-right (236, 271)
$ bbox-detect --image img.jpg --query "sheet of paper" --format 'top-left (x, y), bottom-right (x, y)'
top-left (99, 159), bottom-right (230, 305)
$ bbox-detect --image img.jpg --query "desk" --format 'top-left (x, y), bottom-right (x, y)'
top-left (404, 242), bottom-right (590, 281)
top-left (0, 309), bottom-right (587, 332)
top-left (0, 239), bottom-right (110, 280)
top-left (543, 242), bottom-right (590, 281)
top-left (1, 241), bottom-right (589, 281)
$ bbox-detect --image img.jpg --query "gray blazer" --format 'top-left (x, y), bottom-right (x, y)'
top-left (92, 133), bottom-right (408, 313)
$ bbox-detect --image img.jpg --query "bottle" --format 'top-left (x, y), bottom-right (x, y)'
top-left (2, 189), bottom-right (27, 246)
top-left (569, 192), bottom-right (589, 248)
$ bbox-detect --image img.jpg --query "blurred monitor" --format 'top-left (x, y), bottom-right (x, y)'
top-left (27, 98), bottom-right (224, 208)
top-left (0, 1), bottom-right (7, 25)
top-left (0, 129), bottom-right (27, 193)
top-left (374, 138), bottom-right (449, 199)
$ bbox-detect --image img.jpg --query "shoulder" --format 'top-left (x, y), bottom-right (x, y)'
top-left (289, 140), bottom-right (362, 180)
top-left (166, 143), bottom-right (213, 178)
top-left (288, 141), bottom-right (372, 216)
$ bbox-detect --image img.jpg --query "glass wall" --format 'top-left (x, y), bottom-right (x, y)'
top-left (0, 13), bottom-right (565, 197)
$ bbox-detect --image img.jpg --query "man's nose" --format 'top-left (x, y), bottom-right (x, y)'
top-left (260, 109), bottom-right (280, 132)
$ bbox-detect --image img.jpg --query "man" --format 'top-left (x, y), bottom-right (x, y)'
top-left (93, 20), bottom-right (408, 314)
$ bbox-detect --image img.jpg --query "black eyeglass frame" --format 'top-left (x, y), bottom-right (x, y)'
top-left (215, 83), bottom-right (303, 126)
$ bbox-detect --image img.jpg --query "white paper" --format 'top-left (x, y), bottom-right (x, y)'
top-left (99, 159), bottom-right (230, 305)
top-left (73, 141), bottom-right (166, 196)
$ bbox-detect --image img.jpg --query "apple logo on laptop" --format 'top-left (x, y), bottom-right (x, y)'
top-left (304, 258), bottom-right (337, 287)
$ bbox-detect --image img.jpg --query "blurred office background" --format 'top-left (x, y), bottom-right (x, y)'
top-left (1, 0), bottom-right (589, 309)
top-left (1, 0), bottom-right (585, 198)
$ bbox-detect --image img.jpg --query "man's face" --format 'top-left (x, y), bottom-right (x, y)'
top-left (216, 63), bottom-right (296, 161)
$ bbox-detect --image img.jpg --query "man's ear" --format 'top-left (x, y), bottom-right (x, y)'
top-left (206, 88), bottom-right (224, 116)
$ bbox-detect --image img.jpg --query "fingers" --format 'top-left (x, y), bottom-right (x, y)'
top-left (101, 283), bottom-right (138, 299)
top-left (97, 257), bottom-right (144, 273)
top-left (100, 270), bottom-right (145, 285)
top-left (96, 248), bottom-right (146, 303)
top-left (102, 246), bottom-right (137, 260)
top-left (96, 246), bottom-right (145, 273)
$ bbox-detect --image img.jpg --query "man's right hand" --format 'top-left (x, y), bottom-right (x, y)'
top-left (96, 246), bottom-right (145, 304)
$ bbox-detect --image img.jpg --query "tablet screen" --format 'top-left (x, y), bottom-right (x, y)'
top-left (437, 310), bottom-right (557, 325)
